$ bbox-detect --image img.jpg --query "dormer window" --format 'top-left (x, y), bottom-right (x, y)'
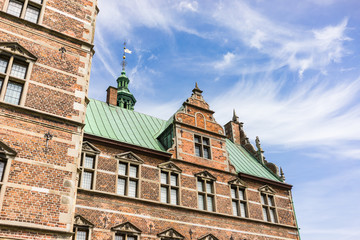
top-left (6, 0), bottom-right (44, 24)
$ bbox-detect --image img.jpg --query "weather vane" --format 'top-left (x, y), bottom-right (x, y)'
top-left (122, 41), bottom-right (132, 71)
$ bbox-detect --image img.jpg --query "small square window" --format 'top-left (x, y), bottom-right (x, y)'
top-left (194, 135), bottom-right (211, 159)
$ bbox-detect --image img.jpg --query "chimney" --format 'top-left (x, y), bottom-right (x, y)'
top-left (224, 110), bottom-right (243, 145)
top-left (106, 86), bottom-right (117, 106)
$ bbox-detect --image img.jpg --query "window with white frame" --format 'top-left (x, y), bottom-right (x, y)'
top-left (6, 0), bottom-right (45, 24)
top-left (0, 43), bottom-right (36, 106)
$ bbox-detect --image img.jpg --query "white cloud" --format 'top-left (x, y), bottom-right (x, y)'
top-left (178, 1), bottom-right (198, 12)
top-left (214, 52), bottom-right (236, 70)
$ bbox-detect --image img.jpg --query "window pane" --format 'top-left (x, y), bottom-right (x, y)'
top-left (270, 208), bottom-right (276, 223)
top-left (268, 196), bottom-right (275, 206)
top-left (207, 196), bottom-right (214, 211)
top-left (239, 189), bottom-right (245, 200)
top-left (0, 78), bottom-right (3, 92)
top-left (128, 180), bottom-right (137, 197)
top-left (115, 235), bottom-right (124, 240)
top-left (203, 147), bottom-right (210, 159)
top-left (203, 138), bottom-right (209, 146)
top-left (232, 201), bottom-right (238, 216)
top-left (83, 155), bottom-right (94, 169)
top-left (7, 0), bottom-right (23, 17)
top-left (30, 0), bottom-right (42, 4)
top-left (161, 186), bottom-right (168, 203)
top-left (198, 194), bottom-right (204, 210)
top-left (76, 230), bottom-right (88, 240)
top-left (195, 145), bottom-right (201, 157)
top-left (161, 172), bottom-right (168, 184)
top-left (261, 194), bottom-right (266, 204)
top-left (197, 180), bottom-right (204, 192)
top-left (128, 236), bottom-right (136, 240)
top-left (206, 182), bottom-right (213, 193)
top-left (262, 207), bottom-right (268, 221)
top-left (240, 202), bottom-right (246, 217)
top-left (194, 136), bottom-right (201, 143)
top-left (0, 161), bottom-right (5, 181)
top-left (24, 5), bottom-right (40, 23)
top-left (170, 189), bottom-right (178, 205)
top-left (4, 81), bottom-right (23, 105)
top-left (170, 174), bottom-right (177, 186)
top-left (0, 58), bottom-right (8, 73)
top-left (82, 171), bottom-right (93, 189)
top-left (117, 178), bottom-right (125, 195)
top-left (118, 163), bottom-right (127, 175)
top-left (129, 165), bottom-right (138, 178)
top-left (10, 62), bottom-right (27, 79)
top-left (230, 188), bottom-right (237, 199)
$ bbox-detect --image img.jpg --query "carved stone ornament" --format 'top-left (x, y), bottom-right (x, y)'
top-left (228, 177), bottom-right (247, 187)
top-left (0, 42), bottom-right (37, 61)
top-left (158, 161), bottom-right (182, 173)
top-left (111, 222), bottom-right (142, 234)
top-left (157, 228), bottom-right (184, 239)
top-left (258, 185), bottom-right (276, 194)
top-left (198, 234), bottom-right (219, 240)
top-left (82, 141), bottom-right (100, 154)
top-left (194, 170), bottom-right (216, 181)
top-left (74, 215), bottom-right (94, 228)
top-left (115, 152), bottom-right (144, 164)
top-left (0, 141), bottom-right (17, 159)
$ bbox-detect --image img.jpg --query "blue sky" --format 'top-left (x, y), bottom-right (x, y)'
top-left (89, 1), bottom-right (360, 239)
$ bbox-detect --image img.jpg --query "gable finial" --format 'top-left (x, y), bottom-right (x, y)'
top-left (280, 167), bottom-right (286, 181)
top-left (192, 82), bottom-right (203, 95)
top-left (255, 136), bottom-right (265, 164)
top-left (232, 109), bottom-right (239, 122)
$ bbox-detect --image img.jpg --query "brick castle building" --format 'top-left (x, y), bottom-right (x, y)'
top-left (0, 1), bottom-right (300, 239)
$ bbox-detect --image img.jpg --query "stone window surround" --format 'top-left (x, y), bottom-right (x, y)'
top-left (195, 171), bottom-right (217, 212)
top-left (78, 142), bottom-right (100, 191)
top-left (115, 152), bottom-right (144, 198)
top-left (0, 45), bottom-right (36, 106)
top-left (194, 134), bottom-right (211, 160)
top-left (0, 141), bottom-right (17, 207)
top-left (111, 221), bottom-right (142, 240)
top-left (73, 215), bottom-right (94, 240)
top-left (259, 185), bottom-right (278, 223)
top-left (2, 0), bottom-right (47, 24)
top-left (229, 182), bottom-right (249, 218)
top-left (158, 161), bottom-right (182, 206)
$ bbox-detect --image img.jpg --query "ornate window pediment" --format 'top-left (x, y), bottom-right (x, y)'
top-left (74, 215), bottom-right (94, 228)
top-left (111, 221), bottom-right (142, 234)
top-left (115, 152), bottom-right (144, 164)
top-left (228, 177), bottom-right (246, 188)
top-left (158, 161), bottom-right (182, 173)
top-left (82, 141), bottom-right (100, 154)
top-left (194, 170), bottom-right (216, 181)
top-left (259, 185), bottom-right (276, 194)
top-left (157, 228), bottom-right (184, 239)
top-left (0, 42), bottom-right (37, 61)
top-left (0, 141), bottom-right (17, 159)
top-left (198, 234), bottom-right (219, 240)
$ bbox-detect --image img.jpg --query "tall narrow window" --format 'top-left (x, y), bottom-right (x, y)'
top-left (7, 0), bottom-right (44, 24)
top-left (197, 179), bottom-right (215, 211)
top-left (117, 162), bottom-right (139, 197)
top-left (261, 193), bottom-right (277, 223)
top-left (79, 154), bottom-right (95, 190)
top-left (231, 186), bottom-right (248, 217)
top-left (194, 135), bottom-right (211, 159)
top-left (161, 170), bottom-right (179, 205)
top-left (73, 215), bottom-right (93, 240)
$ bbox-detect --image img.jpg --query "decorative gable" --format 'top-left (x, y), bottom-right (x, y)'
top-left (198, 234), bottom-right (219, 240)
top-left (157, 228), bottom-right (184, 239)
top-left (228, 177), bottom-right (247, 187)
top-left (74, 215), bottom-right (94, 228)
top-left (259, 185), bottom-right (276, 194)
top-left (111, 222), bottom-right (142, 234)
top-left (0, 141), bottom-right (17, 159)
top-left (82, 141), bottom-right (100, 154)
top-left (158, 161), bottom-right (182, 173)
top-left (194, 170), bottom-right (216, 181)
top-left (0, 42), bottom-right (37, 61)
top-left (115, 152), bottom-right (144, 164)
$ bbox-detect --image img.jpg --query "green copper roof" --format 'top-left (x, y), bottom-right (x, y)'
top-left (84, 99), bottom-right (280, 182)
top-left (226, 139), bottom-right (281, 182)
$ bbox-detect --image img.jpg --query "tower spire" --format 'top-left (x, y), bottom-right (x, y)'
top-left (116, 42), bottom-right (136, 110)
